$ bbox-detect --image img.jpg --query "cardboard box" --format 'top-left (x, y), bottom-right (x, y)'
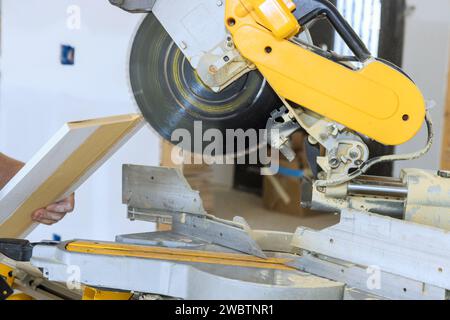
top-left (262, 132), bottom-right (315, 216)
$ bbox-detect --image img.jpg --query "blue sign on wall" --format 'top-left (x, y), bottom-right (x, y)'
top-left (60, 45), bottom-right (75, 65)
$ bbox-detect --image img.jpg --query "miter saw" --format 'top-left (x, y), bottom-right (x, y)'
top-left (1, 0), bottom-right (449, 300)
top-left (115, 0), bottom-right (442, 228)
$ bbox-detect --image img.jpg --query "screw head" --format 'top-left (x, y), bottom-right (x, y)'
top-left (349, 150), bottom-right (359, 159)
top-left (329, 158), bottom-right (340, 168)
top-left (318, 171), bottom-right (327, 180)
top-left (209, 65), bottom-right (218, 74)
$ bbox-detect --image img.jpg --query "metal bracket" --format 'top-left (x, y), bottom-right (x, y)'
top-left (266, 107), bottom-right (302, 162)
top-left (123, 164), bottom-right (207, 219)
top-left (122, 165), bottom-right (266, 258)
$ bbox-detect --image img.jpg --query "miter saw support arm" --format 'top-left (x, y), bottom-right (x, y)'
top-left (302, 168), bottom-right (450, 232)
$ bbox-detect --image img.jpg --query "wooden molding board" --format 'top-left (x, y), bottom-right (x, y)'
top-left (0, 114), bottom-right (143, 238)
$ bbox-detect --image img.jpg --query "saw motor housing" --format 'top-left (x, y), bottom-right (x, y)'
top-left (225, 0), bottom-right (425, 146)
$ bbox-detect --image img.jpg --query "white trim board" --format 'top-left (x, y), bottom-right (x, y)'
top-left (0, 114), bottom-right (144, 238)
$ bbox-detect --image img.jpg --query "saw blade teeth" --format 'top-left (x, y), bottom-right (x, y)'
top-left (129, 13), bottom-right (281, 156)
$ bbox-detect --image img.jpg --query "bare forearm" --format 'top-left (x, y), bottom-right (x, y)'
top-left (0, 153), bottom-right (24, 189)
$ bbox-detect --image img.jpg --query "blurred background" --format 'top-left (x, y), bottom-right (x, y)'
top-left (0, 0), bottom-right (449, 242)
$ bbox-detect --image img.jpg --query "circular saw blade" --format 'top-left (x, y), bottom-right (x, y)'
top-left (129, 13), bottom-right (280, 155)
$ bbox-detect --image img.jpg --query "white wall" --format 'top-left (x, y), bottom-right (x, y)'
top-left (0, 0), bottom-right (160, 241)
top-left (395, 0), bottom-right (450, 173)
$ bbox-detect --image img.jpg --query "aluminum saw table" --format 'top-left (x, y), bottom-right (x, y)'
top-left (2, 165), bottom-right (449, 300)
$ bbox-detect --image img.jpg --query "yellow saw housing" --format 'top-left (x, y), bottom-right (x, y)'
top-left (226, 0), bottom-right (426, 146)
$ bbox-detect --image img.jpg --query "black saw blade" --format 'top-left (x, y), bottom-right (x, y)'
top-left (129, 13), bottom-right (280, 156)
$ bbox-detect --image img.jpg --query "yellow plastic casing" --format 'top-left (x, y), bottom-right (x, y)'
top-left (82, 287), bottom-right (133, 300)
top-left (226, 0), bottom-right (425, 146)
top-left (240, 0), bottom-right (300, 39)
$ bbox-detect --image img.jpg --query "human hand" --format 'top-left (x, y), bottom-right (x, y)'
top-left (31, 194), bottom-right (75, 225)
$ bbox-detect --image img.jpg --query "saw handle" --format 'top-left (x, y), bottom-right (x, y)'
top-left (0, 239), bottom-right (34, 262)
top-left (295, 0), bottom-right (372, 61)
